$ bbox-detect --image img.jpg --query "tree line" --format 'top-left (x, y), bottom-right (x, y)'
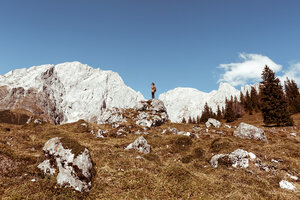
top-left (182, 65), bottom-right (300, 126)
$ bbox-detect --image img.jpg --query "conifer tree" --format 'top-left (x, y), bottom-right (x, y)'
top-left (284, 78), bottom-right (300, 114)
top-left (260, 65), bottom-right (293, 126)
top-left (250, 86), bottom-right (259, 112)
top-left (200, 102), bottom-right (211, 123)
top-left (224, 97), bottom-right (236, 122)
top-left (245, 90), bottom-right (253, 115)
top-left (181, 117), bottom-right (186, 124)
top-left (196, 116), bottom-right (201, 124)
top-left (240, 91), bottom-right (245, 106)
top-left (216, 105), bottom-right (222, 120)
top-left (188, 116), bottom-right (192, 124)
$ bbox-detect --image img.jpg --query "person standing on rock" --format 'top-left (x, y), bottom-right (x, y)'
top-left (151, 82), bottom-right (156, 99)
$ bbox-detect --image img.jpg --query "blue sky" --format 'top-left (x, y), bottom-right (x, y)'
top-left (1, 0), bottom-right (300, 99)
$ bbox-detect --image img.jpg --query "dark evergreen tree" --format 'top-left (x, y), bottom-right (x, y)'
top-left (216, 105), bottom-right (222, 120)
top-left (188, 116), bottom-right (192, 124)
top-left (260, 65), bottom-right (294, 126)
top-left (200, 102), bottom-right (211, 123)
top-left (196, 116), bottom-right (201, 124)
top-left (250, 86), bottom-right (259, 112)
top-left (284, 78), bottom-right (300, 114)
top-left (233, 96), bottom-right (244, 118)
top-left (181, 117), bottom-right (187, 124)
top-left (245, 90), bottom-right (253, 115)
top-left (224, 97), bottom-right (236, 122)
top-left (240, 91), bottom-right (245, 106)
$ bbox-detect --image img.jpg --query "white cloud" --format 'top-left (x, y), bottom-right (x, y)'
top-left (279, 62), bottom-right (300, 85)
top-left (218, 53), bottom-right (282, 86)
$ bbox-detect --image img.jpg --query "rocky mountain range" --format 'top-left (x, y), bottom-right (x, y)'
top-left (0, 62), bottom-right (259, 124)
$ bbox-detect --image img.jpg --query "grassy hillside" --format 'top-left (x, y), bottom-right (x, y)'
top-left (0, 111), bottom-right (299, 199)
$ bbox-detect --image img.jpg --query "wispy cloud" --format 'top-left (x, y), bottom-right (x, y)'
top-left (218, 53), bottom-right (282, 86)
top-left (279, 62), bottom-right (300, 85)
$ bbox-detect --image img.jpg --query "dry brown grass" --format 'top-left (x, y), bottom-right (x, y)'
top-left (0, 111), bottom-right (299, 199)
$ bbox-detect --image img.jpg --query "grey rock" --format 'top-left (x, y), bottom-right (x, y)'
top-left (150, 99), bottom-right (167, 112)
top-left (229, 149), bottom-right (249, 168)
top-left (279, 180), bottom-right (295, 191)
top-left (205, 118), bottom-right (221, 128)
top-left (233, 122), bottom-right (268, 143)
top-left (38, 137), bottom-right (93, 192)
top-left (125, 136), bottom-right (151, 154)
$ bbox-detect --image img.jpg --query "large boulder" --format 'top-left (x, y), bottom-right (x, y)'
top-left (233, 122), bottom-right (268, 143)
top-left (125, 136), bottom-right (151, 154)
top-left (135, 99), bottom-right (168, 127)
top-left (38, 137), bottom-right (94, 192)
top-left (205, 118), bottom-right (221, 128)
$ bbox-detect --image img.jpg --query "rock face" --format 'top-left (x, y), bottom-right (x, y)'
top-left (159, 82), bottom-right (260, 122)
top-left (233, 122), bottom-right (268, 143)
top-left (0, 62), bottom-right (145, 124)
top-left (205, 118), bottom-right (221, 128)
top-left (38, 137), bottom-right (94, 192)
top-left (210, 149), bottom-right (250, 169)
top-left (125, 136), bottom-right (151, 154)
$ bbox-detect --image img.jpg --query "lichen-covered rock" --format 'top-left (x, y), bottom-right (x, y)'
top-left (37, 137), bottom-right (94, 192)
top-left (233, 122), bottom-right (268, 143)
top-left (96, 129), bottom-right (107, 138)
top-left (125, 136), bottom-right (151, 154)
top-left (205, 118), bottom-right (221, 128)
top-left (279, 180), bottom-right (295, 191)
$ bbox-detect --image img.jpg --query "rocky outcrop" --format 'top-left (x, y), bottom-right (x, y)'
top-left (125, 136), bottom-right (151, 154)
top-left (205, 118), bottom-right (221, 128)
top-left (233, 122), bottom-right (268, 143)
top-left (134, 99), bottom-right (168, 127)
top-left (38, 137), bottom-right (94, 192)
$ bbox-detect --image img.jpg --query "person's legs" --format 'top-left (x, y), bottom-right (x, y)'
top-left (152, 92), bottom-right (154, 99)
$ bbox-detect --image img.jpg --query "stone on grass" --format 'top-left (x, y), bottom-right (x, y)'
top-left (205, 118), bottom-right (221, 128)
top-left (279, 180), bottom-right (296, 191)
top-left (228, 149), bottom-right (249, 168)
top-left (125, 136), bottom-right (151, 154)
top-left (233, 122), bottom-right (268, 143)
top-left (290, 132), bottom-right (297, 137)
top-left (37, 137), bottom-right (93, 192)
top-left (210, 149), bottom-right (251, 169)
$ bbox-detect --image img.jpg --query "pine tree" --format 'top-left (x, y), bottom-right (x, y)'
top-left (240, 91), bottom-right (245, 106)
top-left (181, 117), bottom-right (186, 124)
top-left (284, 78), bottom-right (300, 114)
top-left (245, 90), bottom-right (253, 115)
top-left (196, 116), bottom-right (201, 124)
top-left (216, 105), bottom-right (222, 120)
top-left (200, 102), bottom-right (211, 123)
top-left (260, 65), bottom-right (293, 126)
top-left (224, 97), bottom-right (236, 122)
top-left (188, 116), bottom-right (192, 124)
top-left (250, 86), bottom-right (259, 112)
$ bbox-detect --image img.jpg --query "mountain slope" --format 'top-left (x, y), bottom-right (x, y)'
top-left (159, 82), bottom-right (260, 122)
top-left (0, 62), bottom-right (145, 124)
